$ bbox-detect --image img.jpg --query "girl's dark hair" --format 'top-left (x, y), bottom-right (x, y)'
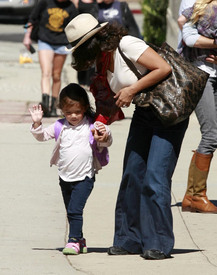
top-left (72, 22), bottom-right (128, 71)
top-left (58, 83), bottom-right (95, 118)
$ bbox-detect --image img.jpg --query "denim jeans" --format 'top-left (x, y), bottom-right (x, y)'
top-left (195, 77), bottom-right (217, 154)
top-left (59, 176), bottom-right (94, 242)
top-left (113, 107), bottom-right (189, 256)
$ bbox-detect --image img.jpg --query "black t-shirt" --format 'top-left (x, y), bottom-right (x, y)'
top-left (29, 0), bottom-right (78, 45)
top-left (78, 0), bottom-right (98, 18)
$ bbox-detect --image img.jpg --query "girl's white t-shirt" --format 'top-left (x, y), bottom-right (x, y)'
top-left (107, 35), bottom-right (149, 94)
top-left (58, 117), bottom-right (94, 182)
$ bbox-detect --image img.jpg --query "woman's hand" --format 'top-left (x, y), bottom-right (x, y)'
top-left (206, 54), bottom-right (217, 64)
top-left (23, 33), bottom-right (32, 51)
top-left (114, 86), bottom-right (135, 108)
top-left (23, 24), bottom-right (32, 51)
top-left (113, 47), bottom-right (171, 109)
top-left (29, 105), bottom-right (43, 128)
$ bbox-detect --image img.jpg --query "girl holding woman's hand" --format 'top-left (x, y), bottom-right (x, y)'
top-left (64, 14), bottom-right (189, 260)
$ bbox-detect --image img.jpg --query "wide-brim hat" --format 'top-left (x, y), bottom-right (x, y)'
top-left (65, 13), bottom-right (108, 52)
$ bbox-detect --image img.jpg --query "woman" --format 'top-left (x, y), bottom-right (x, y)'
top-left (180, 0), bottom-right (217, 213)
top-left (64, 13), bottom-right (189, 260)
top-left (23, 0), bottom-right (78, 117)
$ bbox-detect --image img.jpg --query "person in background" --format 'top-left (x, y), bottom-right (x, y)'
top-left (65, 14), bottom-right (189, 260)
top-left (97, 0), bottom-right (142, 38)
top-left (23, 0), bottom-right (78, 117)
top-left (29, 83), bottom-right (112, 255)
top-left (177, 0), bottom-right (217, 64)
top-left (179, 0), bottom-right (217, 213)
top-left (72, 0), bottom-right (98, 18)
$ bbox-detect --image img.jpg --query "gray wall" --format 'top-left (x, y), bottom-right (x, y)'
top-left (167, 0), bottom-right (182, 49)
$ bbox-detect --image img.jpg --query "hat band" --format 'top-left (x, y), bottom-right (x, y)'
top-left (70, 23), bottom-right (101, 47)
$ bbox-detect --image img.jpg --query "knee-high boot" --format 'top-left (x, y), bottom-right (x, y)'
top-left (41, 94), bottom-right (50, 117)
top-left (191, 152), bottom-right (217, 213)
top-left (181, 151), bottom-right (195, 212)
top-left (50, 96), bottom-right (58, 117)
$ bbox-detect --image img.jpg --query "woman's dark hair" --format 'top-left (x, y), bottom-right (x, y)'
top-left (72, 22), bottom-right (128, 71)
top-left (58, 83), bottom-right (95, 118)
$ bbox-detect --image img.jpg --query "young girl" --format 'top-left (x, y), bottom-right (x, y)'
top-left (29, 83), bottom-right (112, 255)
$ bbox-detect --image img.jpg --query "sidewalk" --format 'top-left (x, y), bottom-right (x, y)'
top-left (1, 40), bottom-right (217, 275)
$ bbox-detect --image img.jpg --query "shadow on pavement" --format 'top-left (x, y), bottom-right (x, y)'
top-left (171, 200), bottom-right (217, 208)
top-left (172, 248), bottom-right (202, 255)
top-left (32, 247), bottom-right (63, 252)
top-left (87, 247), bottom-right (108, 253)
top-left (32, 247), bottom-right (109, 253)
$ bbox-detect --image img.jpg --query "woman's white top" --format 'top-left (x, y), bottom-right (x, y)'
top-left (107, 35), bottom-right (149, 94)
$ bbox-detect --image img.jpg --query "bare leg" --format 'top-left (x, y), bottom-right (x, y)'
top-left (49, 53), bottom-right (67, 117)
top-left (52, 53), bottom-right (67, 98)
top-left (38, 49), bottom-right (54, 95)
top-left (38, 49), bottom-right (54, 116)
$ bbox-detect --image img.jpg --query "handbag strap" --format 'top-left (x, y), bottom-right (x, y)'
top-left (118, 45), bottom-right (142, 79)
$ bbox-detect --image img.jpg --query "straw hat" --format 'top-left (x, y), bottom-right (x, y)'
top-left (65, 13), bottom-right (108, 52)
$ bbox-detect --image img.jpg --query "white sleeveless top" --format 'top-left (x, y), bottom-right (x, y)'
top-left (107, 35), bottom-right (149, 94)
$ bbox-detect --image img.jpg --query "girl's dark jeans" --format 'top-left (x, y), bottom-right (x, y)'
top-left (59, 176), bottom-right (94, 242)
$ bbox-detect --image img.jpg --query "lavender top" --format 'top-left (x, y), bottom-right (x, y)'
top-left (181, 4), bottom-right (217, 69)
top-left (182, 5), bottom-right (217, 40)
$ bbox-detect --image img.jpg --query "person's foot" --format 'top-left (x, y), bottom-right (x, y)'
top-left (79, 238), bottom-right (87, 254)
top-left (62, 242), bottom-right (80, 255)
top-left (107, 246), bottom-right (129, 255)
top-left (140, 249), bottom-right (168, 260)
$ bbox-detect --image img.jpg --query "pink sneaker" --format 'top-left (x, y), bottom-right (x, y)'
top-left (62, 242), bottom-right (80, 255)
top-left (79, 238), bottom-right (87, 254)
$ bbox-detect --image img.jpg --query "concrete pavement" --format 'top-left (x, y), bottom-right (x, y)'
top-left (1, 39), bottom-right (217, 275)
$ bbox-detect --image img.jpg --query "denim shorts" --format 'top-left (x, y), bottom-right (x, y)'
top-left (38, 40), bottom-right (69, 55)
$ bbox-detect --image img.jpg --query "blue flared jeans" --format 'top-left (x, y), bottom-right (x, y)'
top-left (113, 107), bottom-right (189, 256)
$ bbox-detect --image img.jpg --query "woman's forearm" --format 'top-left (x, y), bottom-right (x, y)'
top-left (194, 36), bottom-right (217, 49)
top-left (182, 22), bottom-right (217, 49)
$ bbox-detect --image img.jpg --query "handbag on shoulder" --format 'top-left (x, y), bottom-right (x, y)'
top-left (118, 42), bottom-right (209, 127)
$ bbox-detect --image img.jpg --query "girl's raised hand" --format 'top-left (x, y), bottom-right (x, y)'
top-left (29, 104), bottom-right (43, 125)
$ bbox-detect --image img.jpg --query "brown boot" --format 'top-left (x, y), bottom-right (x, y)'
top-left (182, 194), bottom-right (193, 212)
top-left (191, 152), bottom-right (217, 214)
top-left (182, 151), bottom-right (195, 212)
top-left (191, 190), bottom-right (217, 213)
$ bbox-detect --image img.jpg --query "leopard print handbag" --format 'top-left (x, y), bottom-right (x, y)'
top-left (118, 42), bottom-right (209, 127)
